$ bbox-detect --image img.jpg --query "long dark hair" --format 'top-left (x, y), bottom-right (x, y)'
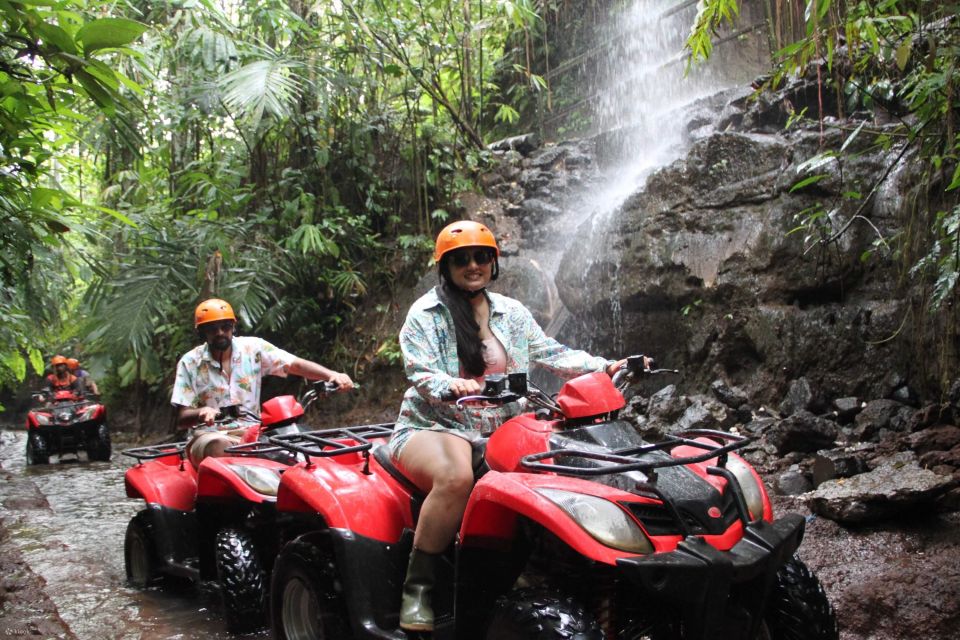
top-left (437, 253), bottom-right (499, 377)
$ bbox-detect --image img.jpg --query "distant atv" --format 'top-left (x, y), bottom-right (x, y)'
top-left (121, 382), bottom-right (345, 634)
top-left (25, 389), bottom-right (111, 464)
top-left (265, 357), bottom-right (838, 640)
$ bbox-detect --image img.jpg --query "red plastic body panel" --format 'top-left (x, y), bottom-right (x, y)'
top-left (276, 453), bottom-right (414, 543)
top-left (485, 413), bottom-right (554, 472)
top-left (125, 457), bottom-right (198, 512)
top-left (26, 413), bottom-right (46, 429)
top-left (196, 456), bottom-right (287, 504)
top-left (556, 372), bottom-right (625, 418)
top-left (460, 472), bottom-right (650, 563)
top-left (261, 395), bottom-right (303, 427)
top-left (460, 471), bottom-right (753, 561)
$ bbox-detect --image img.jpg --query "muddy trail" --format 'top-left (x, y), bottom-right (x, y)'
top-left (0, 428), bottom-right (268, 640)
top-left (1, 424), bottom-right (958, 639)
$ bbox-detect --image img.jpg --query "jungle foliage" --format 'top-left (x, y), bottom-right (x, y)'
top-left (691, 0), bottom-right (960, 387)
top-left (0, 0), bottom-right (546, 415)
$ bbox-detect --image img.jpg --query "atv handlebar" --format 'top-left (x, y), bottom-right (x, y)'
top-left (450, 356), bottom-right (677, 417)
top-left (299, 380), bottom-right (341, 413)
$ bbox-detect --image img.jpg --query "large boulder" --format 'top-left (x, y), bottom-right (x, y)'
top-left (806, 453), bottom-right (958, 523)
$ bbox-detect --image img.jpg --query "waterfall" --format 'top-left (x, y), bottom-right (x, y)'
top-left (588, 0), bottom-right (741, 213)
top-left (542, 0), bottom-right (764, 353)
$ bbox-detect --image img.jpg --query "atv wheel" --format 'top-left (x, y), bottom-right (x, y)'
top-left (86, 424), bottom-right (112, 461)
top-left (125, 513), bottom-right (159, 587)
top-left (215, 528), bottom-right (267, 633)
top-left (25, 433), bottom-right (50, 465)
top-left (486, 588), bottom-right (604, 640)
top-left (764, 556), bottom-right (839, 640)
top-left (271, 540), bottom-right (350, 640)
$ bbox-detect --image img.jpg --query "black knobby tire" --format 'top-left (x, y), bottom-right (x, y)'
top-left (215, 528), bottom-right (267, 633)
top-left (125, 513), bottom-right (159, 587)
top-left (765, 556), bottom-right (839, 640)
top-left (271, 540), bottom-right (350, 640)
top-left (26, 433), bottom-right (50, 465)
top-left (87, 424), bottom-right (112, 461)
top-left (485, 588), bottom-right (604, 640)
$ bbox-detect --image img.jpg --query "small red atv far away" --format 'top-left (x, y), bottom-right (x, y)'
top-left (25, 389), bottom-right (110, 464)
top-left (264, 357), bottom-right (838, 640)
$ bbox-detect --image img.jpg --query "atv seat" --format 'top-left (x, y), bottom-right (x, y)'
top-left (372, 439), bottom-right (489, 497)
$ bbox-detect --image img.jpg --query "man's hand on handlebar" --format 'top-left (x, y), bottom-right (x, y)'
top-left (197, 406), bottom-right (219, 425)
top-left (326, 371), bottom-right (355, 391)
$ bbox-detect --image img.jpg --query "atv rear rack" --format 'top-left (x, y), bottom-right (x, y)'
top-left (224, 441), bottom-right (289, 456)
top-left (268, 424), bottom-right (395, 473)
top-left (122, 441), bottom-right (188, 464)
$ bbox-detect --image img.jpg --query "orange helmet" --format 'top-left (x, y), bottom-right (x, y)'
top-left (66, 358), bottom-right (80, 371)
top-left (433, 221), bottom-right (499, 262)
top-left (194, 298), bottom-right (236, 328)
top-left (50, 355), bottom-right (67, 366)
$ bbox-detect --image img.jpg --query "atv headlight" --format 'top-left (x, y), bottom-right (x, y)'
top-left (56, 411), bottom-right (73, 424)
top-left (228, 464), bottom-right (281, 496)
top-left (536, 488), bottom-right (653, 554)
top-left (726, 456), bottom-right (766, 521)
top-left (35, 413), bottom-right (53, 425)
top-left (78, 404), bottom-right (99, 420)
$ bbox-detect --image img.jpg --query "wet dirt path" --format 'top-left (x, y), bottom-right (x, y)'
top-left (0, 428), bottom-right (268, 640)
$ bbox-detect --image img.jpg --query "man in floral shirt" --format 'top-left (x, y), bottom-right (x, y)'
top-left (172, 298), bottom-right (354, 467)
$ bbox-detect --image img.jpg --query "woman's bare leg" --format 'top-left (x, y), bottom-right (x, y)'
top-left (397, 430), bottom-right (474, 553)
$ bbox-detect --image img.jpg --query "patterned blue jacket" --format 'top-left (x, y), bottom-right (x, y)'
top-left (395, 287), bottom-right (613, 432)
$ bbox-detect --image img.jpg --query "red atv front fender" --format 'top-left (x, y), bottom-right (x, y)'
top-left (460, 471), bottom-right (651, 565)
top-left (276, 456), bottom-right (413, 543)
top-left (125, 457), bottom-right (198, 512)
top-left (196, 456), bottom-right (287, 504)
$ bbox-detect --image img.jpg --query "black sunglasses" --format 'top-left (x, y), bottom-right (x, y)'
top-left (200, 321), bottom-right (235, 335)
top-left (449, 248), bottom-right (495, 268)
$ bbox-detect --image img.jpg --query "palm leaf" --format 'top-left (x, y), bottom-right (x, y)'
top-left (219, 57), bottom-right (303, 129)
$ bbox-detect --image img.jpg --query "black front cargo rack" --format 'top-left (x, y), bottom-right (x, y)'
top-left (122, 441), bottom-right (188, 463)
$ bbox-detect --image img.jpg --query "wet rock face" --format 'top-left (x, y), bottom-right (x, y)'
top-left (543, 78), bottom-right (925, 406)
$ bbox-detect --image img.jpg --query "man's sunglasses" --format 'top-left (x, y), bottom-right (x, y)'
top-left (200, 321), bottom-right (235, 335)
top-left (449, 248), bottom-right (495, 268)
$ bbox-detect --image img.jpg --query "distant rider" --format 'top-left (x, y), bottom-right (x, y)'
top-left (67, 358), bottom-right (100, 395)
top-left (172, 298), bottom-right (355, 468)
top-left (44, 355), bottom-right (81, 395)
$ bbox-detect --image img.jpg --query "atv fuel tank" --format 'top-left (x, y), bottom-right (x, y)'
top-left (486, 413), bottom-right (554, 472)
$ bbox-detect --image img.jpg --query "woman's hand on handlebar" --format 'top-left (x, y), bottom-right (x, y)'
top-left (605, 359), bottom-right (628, 376)
top-left (447, 377), bottom-right (483, 398)
top-left (605, 356), bottom-right (654, 377)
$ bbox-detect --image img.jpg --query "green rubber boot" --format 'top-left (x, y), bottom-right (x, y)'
top-left (399, 548), bottom-right (439, 632)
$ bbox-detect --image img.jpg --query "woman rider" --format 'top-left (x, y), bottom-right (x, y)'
top-left (389, 220), bottom-right (626, 632)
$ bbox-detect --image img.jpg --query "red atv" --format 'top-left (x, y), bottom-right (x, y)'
top-left (265, 357), bottom-right (838, 640)
top-left (25, 389), bottom-right (110, 464)
top-left (121, 381), bottom-right (344, 633)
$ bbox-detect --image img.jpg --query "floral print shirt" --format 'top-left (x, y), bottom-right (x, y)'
top-left (395, 287), bottom-right (613, 432)
top-left (171, 336), bottom-right (296, 419)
